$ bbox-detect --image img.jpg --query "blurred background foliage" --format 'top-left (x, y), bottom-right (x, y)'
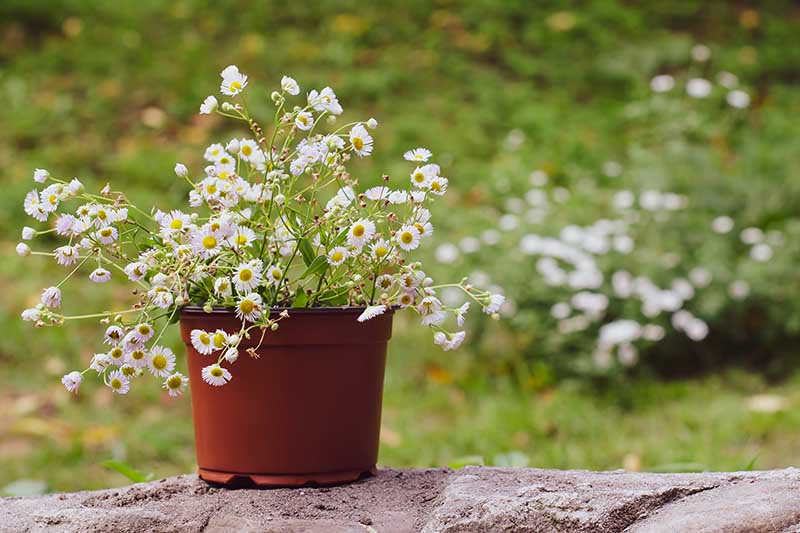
top-left (2, 0), bottom-right (800, 493)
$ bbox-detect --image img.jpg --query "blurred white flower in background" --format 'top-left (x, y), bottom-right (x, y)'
top-left (711, 216), bottom-right (734, 234)
top-left (726, 90), bottom-right (751, 109)
top-left (691, 44), bottom-right (711, 62)
top-left (650, 74), bottom-right (675, 93)
top-left (686, 78), bottom-right (712, 98)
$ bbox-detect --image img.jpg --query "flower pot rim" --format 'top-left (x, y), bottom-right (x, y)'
top-left (180, 304), bottom-right (397, 316)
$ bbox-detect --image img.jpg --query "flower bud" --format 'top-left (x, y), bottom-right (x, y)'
top-left (270, 322), bottom-right (279, 331)
top-left (203, 303), bottom-right (214, 313)
top-left (366, 118), bottom-right (378, 129)
top-left (22, 227), bottom-right (35, 240)
top-left (221, 102), bottom-right (235, 112)
top-left (226, 139), bottom-right (240, 154)
top-left (174, 163), bottom-right (188, 178)
top-left (16, 243), bottom-right (31, 256)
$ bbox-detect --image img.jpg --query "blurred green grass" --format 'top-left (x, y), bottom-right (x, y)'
top-left (2, 1), bottom-right (800, 492)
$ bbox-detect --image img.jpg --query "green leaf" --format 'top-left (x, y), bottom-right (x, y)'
top-left (102, 460), bottom-right (155, 483)
top-left (291, 287), bottom-right (309, 308)
top-left (299, 255), bottom-right (328, 280)
top-left (298, 238), bottom-right (315, 266)
top-left (447, 455), bottom-right (485, 469)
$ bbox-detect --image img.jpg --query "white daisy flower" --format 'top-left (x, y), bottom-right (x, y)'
top-left (40, 185), bottom-right (61, 213)
top-left (347, 218), bottom-right (376, 248)
top-left (147, 346), bottom-right (176, 378)
top-left (95, 226), bottom-right (118, 245)
top-left (190, 329), bottom-right (216, 355)
top-left (202, 363), bottom-right (232, 387)
top-left (404, 147), bottom-right (432, 162)
top-left (21, 306), bottom-right (42, 322)
top-left (227, 226), bottom-right (256, 249)
top-left (456, 302), bottom-right (470, 327)
top-left (124, 261), bottom-right (147, 281)
top-left (163, 373), bottom-right (189, 397)
top-left (418, 296), bottom-right (442, 316)
top-left (191, 225), bottom-right (222, 259)
top-left (24, 190), bottom-right (48, 221)
top-left (434, 331), bottom-right (466, 351)
top-left (358, 305), bottom-right (387, 322)
top-left (204, 143), bottom-right (226, 162)
top-left (421, 310), bottom-right (447, 326)
top-left (33, 168), bottom-right (50, 183)
top-left (364, 186), bottom-right (390, 201)
top-left (371, 238), bottom-right (391, 261)
top-left (376, 274), bottom-right (394, 292)
top-left (308, 86), bottom-right (343, 115)
top-left (214, 277), bottom-right (233, 297)
top-left (199, 95), bottom-right (218, 114)
top-left (396, 225), bottom-right (421, 251)
top-left (52, 245), bottom-right (78, 267)
top-left (349, 124), bottom-right (373, 157)
top-left (428, 176), bottom-right (448, 195)
top-left (238, 139), bottom-right (260, 161)
top-left (295, 111), bottom-right (314, 131)
top-left (233, 259), bottom-right (263, 293)
top-left (236, 293), bottom-right (263, 322)
top-left (16, 243), bottom-right (31, 256)
top-left (104, 325), bottom-right (124, 345)
top-left (220, 65), bottom-right (248, 96)
top-left (483, 293), bottom-right (505, 314)
top-left (61, 371), bottom-right (83, 393)
top-left (410, 164), bottom-right (439, 189)
top-left (89, 268), bottom-right (111, 283)
top-left (266, 265), bottom-right (284, 286)
top-left (281, 75), bottom-right (300, 95)
top-left (327, 246), bottom-right (349, 266)
top-left (397, 291), bottom-right (415, 308)
top-left (132, 322), bottom-right (155, 342)
top-left (107, 370), bottom-right (131, 395)
top-left (41, 286), bottom-right (61, 308)
top-left (89, 353), bottom-right (111, 373)
top-left (126, 348), bottom-right (148, 368)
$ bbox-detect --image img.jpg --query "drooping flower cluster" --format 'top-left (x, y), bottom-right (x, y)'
top-left (18, 66), bottom-right (502, 395)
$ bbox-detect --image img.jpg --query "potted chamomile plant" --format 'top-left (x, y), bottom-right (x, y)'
top-left (16, 65), bottom-right (505, 487)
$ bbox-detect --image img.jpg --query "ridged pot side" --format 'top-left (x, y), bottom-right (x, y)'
top-left (179, 306), bottom-right (395, 487)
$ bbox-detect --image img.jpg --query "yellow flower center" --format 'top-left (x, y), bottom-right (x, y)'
top-left (297, 116), bottom-right (308, 126)
top-left (131, 350), bottom-right (145, 361)
top-left (167, 375), bottom-right (182, 389)
top-left (111, 378), bottom-right (123, 389)
top-left (211, 222), bottom-right (221, 232)
top-left (236, 234), bottom-right (248, 245)
top-left (213, 332), bottom-right (226, 348)
top-left (239, 300), bottom-right (255, 314)
top-left (401, 231), bottom-right (414, 244)
top-left (352, 224), bottom-right (365, 237)
top-left (202, 236), bottom-right (217, 249)
top-left (170, 219), bottom-right (183, 230)
top-left (206, 184), bottom-right (217, 194)
top-left (414, 223), bottom-right (425, 234)
top-left (241, 145), bottom-right (253, 156)
top-left (331, 251), bottom-right (344, 262)
top-left (271, 269), bottom-right (282, 280)
top-left (122, 366), bottom-right (136, 377)
top-left (100, 228), bottom-right (112, 237)
top-left (230, 81), bottom-right (242, 91)
top-left (97, 210), bottom-right (107, 220)
top-left (137, 324), bottom-right (151, 335)
top-left (199, 333), bottom-right (211, 345)
top-left (430, 181), bottom-right (441, 191)
top-left (152, 355), bottom-right (167, 370)
top-left (239, 269), bottom-right (253, 282)
top-left (110, 347), bottom-right (124, 359)
top-left (413, 172), bottom-right (425, 183)
top-left (400, 294), bottom-right (412, 304)
top-left (353, 137), bottom-right (364, 151)
top-left (375, 246), bottom-right (388, 258)
top-left (48, 194), bottom-right (58, 205)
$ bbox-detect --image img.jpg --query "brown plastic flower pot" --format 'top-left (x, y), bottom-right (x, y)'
top-left (179, 306), bottom-right (395, 487)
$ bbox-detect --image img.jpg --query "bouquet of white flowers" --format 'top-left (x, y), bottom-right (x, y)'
top-left (17, 65), bottom-right (504, 397)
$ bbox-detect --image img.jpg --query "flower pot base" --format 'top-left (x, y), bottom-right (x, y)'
top-left (198, 466), bottom-right (377, 488)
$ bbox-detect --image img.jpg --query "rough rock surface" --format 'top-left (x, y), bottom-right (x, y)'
top-left (2, 467), bottom-right (799, 532)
